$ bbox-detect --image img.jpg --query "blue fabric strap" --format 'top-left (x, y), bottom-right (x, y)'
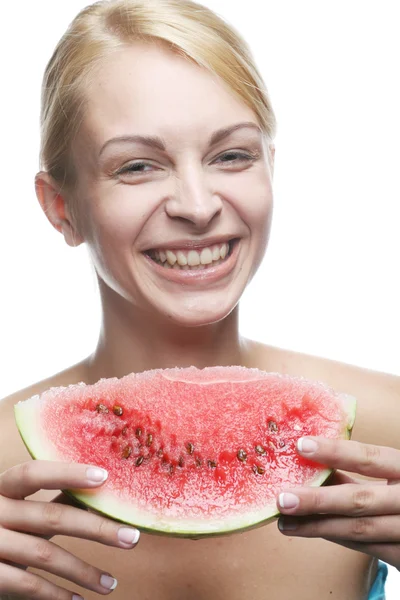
top-left (368, 562), bottom-right (388, 600)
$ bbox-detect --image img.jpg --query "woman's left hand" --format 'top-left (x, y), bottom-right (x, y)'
top-left (276, 437), bottom-right (400, 570)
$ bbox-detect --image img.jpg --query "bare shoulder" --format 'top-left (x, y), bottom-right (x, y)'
top-left (245, 339), bottom-right (400, 448)
top-left (0, 359), bottom-right (90, 473)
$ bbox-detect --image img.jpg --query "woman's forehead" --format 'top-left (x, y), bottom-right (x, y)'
top-left (81, 44), bottom-right (258, 150)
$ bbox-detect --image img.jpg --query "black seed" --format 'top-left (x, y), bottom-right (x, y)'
top-left (237, 449), bottom-right (247, 462)
top-left (253, 464), bottom-right (266, 475)
top-left (96, 403), bottom-right (109, 414)
top-left (268, 420), bottom-right (279, 433)
top-left (122, 445), bottom-right (132, 459)
top-left (208, 460), bottom-right (217, 468)
top-left (255, 445), bottom-right (266, 455)
top-left (135, 427), bottom-right (142, 438)
top-left (113, 405), bottom-right (123, 416)
top-left (146, 433), bottom-right (153, 447)
top-left (136, 455), bottom-right (144, 466)
top-left (278, 439), bottom-right (286, 448)
top-left (178, 456), bottom-right (184, 468)
top-left (186, 443), bottom-right (194, 455)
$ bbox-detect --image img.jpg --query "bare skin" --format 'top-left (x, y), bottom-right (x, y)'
top-left (1, 43), bottom-right (399, 599)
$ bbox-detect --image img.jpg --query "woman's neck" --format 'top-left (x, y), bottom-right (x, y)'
top-left (86, 286), bottom-right (248, 382)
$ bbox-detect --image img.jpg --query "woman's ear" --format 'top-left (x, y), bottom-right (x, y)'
top-left (35, 172), bottom-right (84, 247)
top-left (268, 144), bottom-right (275, 179)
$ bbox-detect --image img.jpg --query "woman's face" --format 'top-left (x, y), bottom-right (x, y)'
top-left (71, 43), bottom-right (274, 326)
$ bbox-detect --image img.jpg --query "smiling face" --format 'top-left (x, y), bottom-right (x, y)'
top-left (70, 43), bottom-right (274, 326)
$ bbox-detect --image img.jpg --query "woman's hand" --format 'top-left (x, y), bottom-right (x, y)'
top-left (0, 461), bottom-right (140, 599)
top-left (276, 437), bottom-right (400, 570)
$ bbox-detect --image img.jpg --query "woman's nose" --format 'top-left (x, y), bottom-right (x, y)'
top-left (164, 171), bottom-right (223, 229)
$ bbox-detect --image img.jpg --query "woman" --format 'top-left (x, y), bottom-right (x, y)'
top-left (0, 0), bottom-right (399, 598)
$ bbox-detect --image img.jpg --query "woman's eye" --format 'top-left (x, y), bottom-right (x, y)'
top-left (117, 162), bottom-right (155, 175)
top-left (214, 151), bottom-right (256, 166)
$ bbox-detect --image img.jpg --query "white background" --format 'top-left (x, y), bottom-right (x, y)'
top-left (0, 0), bottom-right (399, 595)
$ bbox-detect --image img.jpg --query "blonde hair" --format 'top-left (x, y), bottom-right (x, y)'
top-left (40, 0), bottom-right (277, 188)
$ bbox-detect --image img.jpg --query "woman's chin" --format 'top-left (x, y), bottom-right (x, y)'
top-left (154, 298), bottom-right (238, 328)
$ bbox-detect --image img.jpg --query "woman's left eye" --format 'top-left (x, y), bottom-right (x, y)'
top-left (214, 151), bottom-right (256, 166)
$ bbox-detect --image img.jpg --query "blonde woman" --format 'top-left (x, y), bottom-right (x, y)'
top-left (0, 1), bottom-right (398, 599)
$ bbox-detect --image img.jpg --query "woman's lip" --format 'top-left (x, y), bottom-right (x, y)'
top-left (143, 240), bottom-right (240, 285)
top-left (145, 236), bottom-right (236, 252)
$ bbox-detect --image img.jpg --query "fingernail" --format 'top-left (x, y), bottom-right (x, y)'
top-left (278, 518), bottom-right (298, 532)
top-left (118, 527), bottom-right (140, 546)
top-left (100, 574), bottom-right (118, 590)
top-left (297, 437), bottom-right (318, 454)
top-left (279, 492), bottom-right (299, 509)
top-left (86, 467), bottom-right (108, 483)
top-left (72, 596), bottom-right (84, 600)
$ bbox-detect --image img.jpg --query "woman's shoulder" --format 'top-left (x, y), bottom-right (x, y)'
top-left (246, 338), bottom-right (400, 447)
top-left (0, 359), bottom-right (90, 474)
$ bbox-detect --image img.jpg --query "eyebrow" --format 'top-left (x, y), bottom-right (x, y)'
top-left (98, 122), bottom-right (262, 157)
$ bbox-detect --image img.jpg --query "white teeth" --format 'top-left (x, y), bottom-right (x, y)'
top-left (212, 245), bottom-right (221, 261)
top-left (176, 251), bottom-right (188, 266)
top-left (166, 250), bottom-right (177, 265)
top-left (151, 240), bottom-right (232, 271)
top-left (200, 247), bottom-right (213, 265)
top-left (187, 250), bottom-right (201, 266)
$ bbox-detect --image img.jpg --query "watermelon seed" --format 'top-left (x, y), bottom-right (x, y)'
top-left (237, 449), bottom-right (247, 462)
top-left (178, 456), bottom-right (184, 468)
top-left (122, 426), bottom-right (128, 436)
top-left (253, 465), bottom-right (266, 475)
top-left (186, 443), bottom-right (194, 455)
top-left (113, 405), bottom-right (123, 416)
top-left (135, 427), bottom-right (142, 438)
top-left (122, 445), bottom-right (132, 459)
top-left (157, 448), bottom-right (164, 457)
top-left (268, 420), bottom-right (278, 433)
top-left (136, 455), bottom-right (144, 466)
top-left (208, 460), bottom-right (217, 468)
top-left (169, 464), bottom-right (175, 474)
top-left (146, 434), bottom-right (153, 447)
top-left (278, 440), bottom-right (286, 448)
top-left (255, 445), bottom-right (266, 455)
top-left (196, 457), bottom-right (202, 467)
top-left (96, 403), bottom-right (109, 414)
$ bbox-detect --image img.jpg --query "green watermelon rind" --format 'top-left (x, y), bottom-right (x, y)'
top-left (14, 380), bottom-right (356, 538)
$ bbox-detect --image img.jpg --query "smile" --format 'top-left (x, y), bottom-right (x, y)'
top-left (143, 239), bottom-right (239, 283)
top-left (147, 241), bottom-right (233, 271)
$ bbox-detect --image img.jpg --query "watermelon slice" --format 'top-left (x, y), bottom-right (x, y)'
top-left (14, 367), bottom-right (356, 537)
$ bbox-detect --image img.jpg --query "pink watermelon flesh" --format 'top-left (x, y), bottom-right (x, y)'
top-left (14, 366), bottom-right (356, 537)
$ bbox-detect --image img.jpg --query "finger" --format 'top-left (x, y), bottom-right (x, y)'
top-left (0, 496), bottom-right (140, 548)
top-left (277, 483), bottom-right (400, 516)
top-left (0, 461), bottom-right (109, 499)
top-left (278, 514), bottom-right (400, 543)
top-left (296, 437), bottom-right (400, 479)
top-left (0, 560), bottom-right (83, 600)
top-left (322, 538), bottom-right (400, 569)
top-left (0, 528), bottom-right (118, 596)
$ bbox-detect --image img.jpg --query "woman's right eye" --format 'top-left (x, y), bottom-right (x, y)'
top-left (116, 161), bottom-right (155, 175)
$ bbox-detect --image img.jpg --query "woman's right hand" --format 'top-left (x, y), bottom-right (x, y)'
top-left (0, 461), bottom-right (140, 599)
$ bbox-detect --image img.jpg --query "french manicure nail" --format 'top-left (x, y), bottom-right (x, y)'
top-left (279, 492), bottom-right (299, 509)
top-left (100, 574), bottom-right (118, 590)
top-left (118, 527), bottom-right (140, 546)
top-left (297, 437), bottom-right (318, 454)
top-left (278, 518), bottom-right (298, 532)
top-left (86, 467), bottom-right (108, 483)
